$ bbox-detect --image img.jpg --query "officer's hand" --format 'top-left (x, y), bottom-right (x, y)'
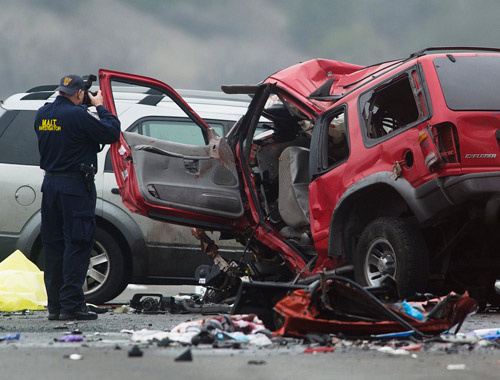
top-left (89, 90), bottom-right (104, 107)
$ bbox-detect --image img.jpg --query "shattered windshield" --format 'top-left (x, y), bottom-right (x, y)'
top-left (434, 55), bottom-right (500, 110)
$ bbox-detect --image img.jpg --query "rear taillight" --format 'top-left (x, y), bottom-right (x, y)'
top-left (418, 128), bottom-right (442, 170)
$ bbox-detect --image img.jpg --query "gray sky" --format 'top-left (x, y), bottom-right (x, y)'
top-left (1, 0), bottom-right (499, 99)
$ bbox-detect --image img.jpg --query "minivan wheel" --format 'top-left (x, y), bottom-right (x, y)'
top-left (84, 227), bottom-right (127, 304)
top-left (353, 217), bottom-right (429, 298)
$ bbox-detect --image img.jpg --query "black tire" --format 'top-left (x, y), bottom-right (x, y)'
top-left (84, 227), bottom-right (128, 304)
top-left (353, 217), bottom-right (429, 298)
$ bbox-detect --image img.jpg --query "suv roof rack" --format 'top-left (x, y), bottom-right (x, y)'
top-left (26, 82), bottom-right (250, 100)
top-left (20, 92), bottom-right (55, 100)
top-left (306, 46), bottom-right (500, 103)
top-left (26, 85), bottom-right (58, 93)
top-left (22, 84), bottom-right (251, 106)
top-left (409, 46), bottom-right (500, 58)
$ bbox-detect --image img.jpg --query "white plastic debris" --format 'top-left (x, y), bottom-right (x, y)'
top-left (376, 346), bottom-right (410, 356)
top-left (447, 364), bottom-right (466, 370)
top-left (126, 284), bottom-right (148, 290)
top-left (247, 333), bottom-right (273, 346)
top-left (467, 327), bottom-right (500, 340)
top-left (440, 334), bottom-right (479, 344)
top-left (114, 305), bottom-right (131, 314)
top-left (131, 329), bottom-right (170, 343)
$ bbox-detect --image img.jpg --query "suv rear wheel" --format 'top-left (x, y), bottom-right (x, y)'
top-left (353, 217), bottom-right (429, 297)
top-left (84, 227), bottom-right (127, 304)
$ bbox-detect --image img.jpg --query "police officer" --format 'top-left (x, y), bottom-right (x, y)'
top-left (35, 74), bottom-right (121, 320)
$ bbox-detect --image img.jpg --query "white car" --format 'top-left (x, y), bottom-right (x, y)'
top-left (0, 81), bottom-right (251, 303)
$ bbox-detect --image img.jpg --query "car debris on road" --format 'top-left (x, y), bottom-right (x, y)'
top-left (115, 275), bottom-right (480, 350)
top-left (271, 276), bottom-right (478, 338)
top-left (0, 297), bottom-right (500, 361)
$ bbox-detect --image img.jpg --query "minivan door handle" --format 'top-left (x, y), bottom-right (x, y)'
top-left (111, 188), bottom-right (120, 195)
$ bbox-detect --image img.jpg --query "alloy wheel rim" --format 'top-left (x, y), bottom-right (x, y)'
top-left (363, 237), bottom-right (397, 286)
top-left (84, 241), bottom-right (110, 295)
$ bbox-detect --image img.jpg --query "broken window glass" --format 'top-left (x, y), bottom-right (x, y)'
top-left (360, 73), bottom-right (421, 141)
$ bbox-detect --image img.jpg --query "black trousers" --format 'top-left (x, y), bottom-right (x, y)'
top-left (41, 175), bottom-right (96, 314)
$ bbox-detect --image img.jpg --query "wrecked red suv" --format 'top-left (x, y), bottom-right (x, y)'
top-left (104, 47), bottom-right (500, 303)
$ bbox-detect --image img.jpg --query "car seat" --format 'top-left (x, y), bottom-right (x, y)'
top-left (278, 146), bottom-right (310, 229)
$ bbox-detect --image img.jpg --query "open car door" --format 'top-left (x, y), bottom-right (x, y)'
top-left (100, 69), bottom-right (244, 230)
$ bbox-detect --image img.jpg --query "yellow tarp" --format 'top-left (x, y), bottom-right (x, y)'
top-left (0, 250), bottom-right (47, 311)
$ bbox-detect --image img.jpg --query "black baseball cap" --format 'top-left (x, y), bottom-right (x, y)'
top-left (56, 74), bottom-right (85, 95)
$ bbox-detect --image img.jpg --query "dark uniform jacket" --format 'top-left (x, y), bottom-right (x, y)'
top-left (34, 95), bottom-right (120, 172)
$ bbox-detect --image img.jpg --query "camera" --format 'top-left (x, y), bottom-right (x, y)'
top-left (82, 74), bottom-right (98, 107)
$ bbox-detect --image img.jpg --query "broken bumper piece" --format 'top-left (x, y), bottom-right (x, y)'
top-left (272, 276), bottom-right (478, 338)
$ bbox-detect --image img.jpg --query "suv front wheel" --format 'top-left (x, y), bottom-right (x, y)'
top-left (84, 227), bottom-right (127, 304)
top-left (353, 217), bottom-right (429, 298)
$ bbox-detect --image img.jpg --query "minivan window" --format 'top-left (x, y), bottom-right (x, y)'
top-left (0, 108), bottom-right (7, 122)
top-left (0, 110), bottom-right (39, 165)
top-left (0, 108), bottom-right (18, 138)
top-left (434, 55), bottom-right (500, 110)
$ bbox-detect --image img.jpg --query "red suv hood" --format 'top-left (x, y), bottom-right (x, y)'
top-left (263, 58), bottom-right (363, 112)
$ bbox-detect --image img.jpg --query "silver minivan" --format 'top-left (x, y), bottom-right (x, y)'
top-left (0, 83), bottom-right (250, 303)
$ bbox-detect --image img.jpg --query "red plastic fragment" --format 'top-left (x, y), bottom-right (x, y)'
top-left (273, 280), bottom-right (478, 338)
top-left (304, 346), bottom-right (335, 354)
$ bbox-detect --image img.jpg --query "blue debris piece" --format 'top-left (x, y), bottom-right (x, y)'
top-left (0, 333), bottom-right (21, 341)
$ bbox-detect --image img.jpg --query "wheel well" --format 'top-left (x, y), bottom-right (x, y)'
top-left (30, 216), bottom-right (133, 280)
top-left (95, 216), bottom-right (133, 280)
top-left (329, 184), bottom-right (414, 260)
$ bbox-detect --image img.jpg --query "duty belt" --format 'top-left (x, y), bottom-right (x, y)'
top-left (44, 171), bottom-right (81, 178)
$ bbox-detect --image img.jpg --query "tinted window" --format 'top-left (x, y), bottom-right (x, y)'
top-left (434, 56), bottom-right (500, 110)
top-left (0, 108), bottom-right (7, 127)
top-left (0, 110), bottom-right (39, 165)
top-left (360, 73), bottom-right (421, 141)
top-left (0, 108), bottom-right (16, 138)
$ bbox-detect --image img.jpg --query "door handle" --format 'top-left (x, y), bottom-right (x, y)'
top-left (111, 188), bottom-right (120, 195)
top-left (184, 159), bottom-right (199, 174)
top-left (134, 144), bottom-right (210, 160)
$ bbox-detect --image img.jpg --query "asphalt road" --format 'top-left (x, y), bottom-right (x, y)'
top-left (109, 284), bottom-right (198, 304)
top-left (1, 285), bottom-right (500, 379)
